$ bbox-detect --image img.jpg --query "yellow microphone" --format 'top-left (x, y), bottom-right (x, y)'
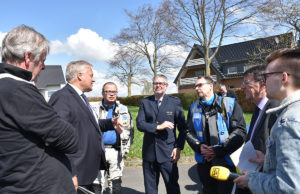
top-left (210, 166), bottom-right (240, 181)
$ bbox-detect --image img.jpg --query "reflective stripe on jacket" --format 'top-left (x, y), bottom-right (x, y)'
top-left (190, 96), bottom-right (235, 165)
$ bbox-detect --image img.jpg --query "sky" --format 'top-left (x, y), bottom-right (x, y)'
top-left (0, 0), bottom-right (187, 97)
top-left (0, 0), bottom-right (289, 97)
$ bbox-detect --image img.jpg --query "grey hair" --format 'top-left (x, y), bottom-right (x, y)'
top-left (153, 74), bottom-right (168, 82)
top-left (102, 82), bottom-right (117, 92)
top-left (66, 60), bottom-right (93, 83)
top-left (1, 25), bottom-right (49, 64)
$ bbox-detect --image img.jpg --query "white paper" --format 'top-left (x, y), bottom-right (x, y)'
top-left (230, 141), bottom-right (260, 172)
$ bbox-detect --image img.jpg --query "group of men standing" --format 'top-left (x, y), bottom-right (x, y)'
top-left (1, 24), bottom-right (300, 194)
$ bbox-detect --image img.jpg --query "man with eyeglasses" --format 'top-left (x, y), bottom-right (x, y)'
top-left (234, 48), bottom-right (300, 194)
top-left (91, 82), bottom-right (134, 194)
top-left (186, 76), bottom-right (246, 194)
top-left (236, 65), bottom-right (279, 194)
top-left (136, 74), bottom-right (186, 194)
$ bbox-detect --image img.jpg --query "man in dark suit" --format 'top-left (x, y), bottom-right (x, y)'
top-left (236, 65), bottom-right (279, 194)
top-left (136, 74), bottom-right (186, 194)
top-left (218, 84), bottom-right (238, 100)
top-left (49, 60), bottom-right (122, 194)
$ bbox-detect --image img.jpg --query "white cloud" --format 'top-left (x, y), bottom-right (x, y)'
top-left (0, 32), bottom-right (6, 44)
top-left (159, 44), bottom-right (189, 60)
top-left (49, 30), bottom-right (188, 97)
top-left (50, 28), bottom-right (118, 62)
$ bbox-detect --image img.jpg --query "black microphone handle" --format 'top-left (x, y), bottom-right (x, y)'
top-left (228, 172), bottom-right (240, 181)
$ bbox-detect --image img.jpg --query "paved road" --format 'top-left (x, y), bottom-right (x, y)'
top-left (103, 162), bottom-right (203, 194)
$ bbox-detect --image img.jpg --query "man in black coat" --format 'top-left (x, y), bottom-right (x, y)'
top-left (136, 74), bottom-right (186, 194)
top-left (236, 65), bottom-right (279, 194)
top-left (49, 60), bottom-right (122, 194)
top-left (218, 84), bottom-right (238, 100)
top-left (0, 25), bottom-right (78, 194)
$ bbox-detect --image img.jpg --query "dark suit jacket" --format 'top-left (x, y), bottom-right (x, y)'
top-left (49, 84), bottom-right (113, 185)
top-left (136, 95), bottom-right (186, 163)
top-left (218, 89), bottom-right (238, 100)
top-left (246, 99), bottom-right (279, 154)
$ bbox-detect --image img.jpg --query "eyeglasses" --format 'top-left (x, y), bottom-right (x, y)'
top-left (194, 82), bottom-right (211, 89)
top-left (103, 90), bottom-right (118, 94)
top-left (260, 71), bottom-right (290, 81)
top-left (242, 79), bottom-right (260, 86)
top-left (153, 82), bottom-right (167, 86)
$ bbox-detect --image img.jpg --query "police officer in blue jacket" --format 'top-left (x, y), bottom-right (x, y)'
top-left (136, 74), bottom-right (186, 194)
top-left (186, 76), bottom-right (246, 194)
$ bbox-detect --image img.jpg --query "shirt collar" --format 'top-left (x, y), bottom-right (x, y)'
top-left (103, 101), bottom-right (116, 109)
top-left (68, 83), bottom-right (84, 96)
top-left (155, 96), bottom-right (164, 102)
top-left (257, 97), bottom-right (269, 110)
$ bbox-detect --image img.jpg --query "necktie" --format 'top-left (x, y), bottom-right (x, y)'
top-left (157, 100), bottom-right (162, 108)
top-left (247, 106), bottom-right (260, 141)
top-left (81, 93), bottom-right (105, 150)
top-left (81, 94), bottom-right (94, 115)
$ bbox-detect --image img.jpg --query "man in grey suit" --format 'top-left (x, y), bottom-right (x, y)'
top-left (237, 65), bottom-right (279, 194)
top-left (49, 60), bottom-right (122, 194)
top-left (136, 74), bottom-right (186, 194)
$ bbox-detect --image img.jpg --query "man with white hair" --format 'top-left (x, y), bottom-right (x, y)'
top-left (0, 25), bottom-right (78, 193)
top-left (49, 60), bottom-right (123, 194)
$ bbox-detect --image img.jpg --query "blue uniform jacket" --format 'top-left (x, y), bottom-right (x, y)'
top-left (136, 95), bottom-right (186, 163)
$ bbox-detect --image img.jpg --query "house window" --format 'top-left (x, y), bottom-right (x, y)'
top-left (47, 91), bottom-right (56, 98)
top-left (244, 65), bottom-right (253, 72)
top-left (227, 66), bottom-right (237, 74)
top-left (194, 70), bottom-right (205, 77)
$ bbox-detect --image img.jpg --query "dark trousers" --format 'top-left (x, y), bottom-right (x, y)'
top-left (77, 184), bottom-right (101, 194)
top-left (143, 160), bottom-right (180, 194)
top-left (235, 187), bottom-right (252, 194)
top-left (197, 162), bottom-right (235, 194)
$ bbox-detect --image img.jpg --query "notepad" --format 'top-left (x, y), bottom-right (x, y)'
top-left (230, 141), bottom-right (261, 173)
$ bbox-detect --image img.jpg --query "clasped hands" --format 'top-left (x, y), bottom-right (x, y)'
top-left (201, 144), bottom-right (216, 162)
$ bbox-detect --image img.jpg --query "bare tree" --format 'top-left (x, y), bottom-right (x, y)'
top-left (113, 1), bottom-right (188, 77)
top-left (141, 80), bottom-right (153, 95)
top-left (246, 33), bottom-right (294, 67)
top-left (258, 0), bottom-right (299, 46)
top-left (165, 0), bottom-right (260, 75)
top-left (107, 46), bottom-right (145, 97)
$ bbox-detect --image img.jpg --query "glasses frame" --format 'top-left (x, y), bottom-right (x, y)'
top-left (152, 82), bottom-right (167, 86)
top-left (242, 79), bottom-right (260, 86)
top-left (194, 82), bottom-right (211, 89)
top-left (103, 90), bottom-right (118, 94)
top-left (260, 71), bottom-right (291, 81)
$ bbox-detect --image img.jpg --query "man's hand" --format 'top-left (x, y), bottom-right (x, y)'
top-left (72, 176), bottom-right (78, 190)
top-left (112, 116), bottom-right (123, 134)
top-left (249, 150), bottom-right (265, 167)
top-left (171, 148), bottom-right (181, 163)
top-left (233, 171), bottom-right (249, 188)
top-left (157, 121), bottom-right (174, 131)
top-left (201, 144), bottom-right (216, 162)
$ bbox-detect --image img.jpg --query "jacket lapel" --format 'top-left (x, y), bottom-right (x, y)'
top-left (250, 100), bottom-right (270, 141)
top-left (149, 95), bottom-right (159, 115)
top-left (66, 85), bottom-right (101, 134)
top-left (158, 95), bottom-right (168, 112)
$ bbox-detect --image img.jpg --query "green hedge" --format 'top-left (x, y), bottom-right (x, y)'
top-left (118, 89), bottom-right (255, 112)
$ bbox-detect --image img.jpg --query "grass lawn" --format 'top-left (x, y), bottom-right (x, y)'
top-left (126, 105), bottom-right (252, 160)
